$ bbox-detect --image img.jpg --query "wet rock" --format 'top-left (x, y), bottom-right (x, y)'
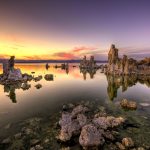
top-left (68, 103), bottom-right (74, 109)
top-left (62, 104), bottom-right (69, 111)
top-left (122, 137), bottom-right (134, 148)
top-left (94, 112), bottom-right (107, 118)
top-left (22, 127), bottom-right (33, 135)
top-left (43, 138), bottom-right (49, 144)
top-left (60, 147), bottom-right (70, 150)
top-left (30, 139), bottom-right (40, 146)
top-left (120, 99), bottom-right (137, 110)
top-left (44, 74), bottom-right (53, 81)
top-left (79, 124), bottom-right (105, 148)
top-left (4, 123), bottom-right (11, 129)
top-left (1, 137), bottom-right (11, 144)
top-left (93, 116), bottom-right (125, 129)
top-left (21, 83), bottom-right (31, 90)
top-left (137, 147), bottom-right (145, 150)
top-left (35, 84), bottom-right (42, 89)
top-left (35, 144), bottom-right (43, 150)
top-left (116, 142), bottom-right (125, 150)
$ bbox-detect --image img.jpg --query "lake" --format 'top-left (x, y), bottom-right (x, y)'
top-left (0, 63), bottom-right (150, 150)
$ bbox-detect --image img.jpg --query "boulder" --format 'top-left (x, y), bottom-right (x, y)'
top-left (44, 74), bottom-right (53, 81)
top-left (120, 99), bottom-right (137, 110)
top-left (58, 112), bottom-right (81, 142)
top-left (35, 84), bottom-right (42, 89)
top-left (122, 137), bottom-right (134, 148)
top-left (79, 124), bottom-right (105, 148)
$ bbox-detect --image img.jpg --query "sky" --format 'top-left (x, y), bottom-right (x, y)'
top-left (0, 0), bottom-right (150, 60)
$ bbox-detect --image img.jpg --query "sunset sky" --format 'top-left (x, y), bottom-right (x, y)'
top-left (0, 0), bottom-right (150, 60)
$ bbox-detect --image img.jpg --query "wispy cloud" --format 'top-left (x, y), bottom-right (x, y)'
top-left (52, 52), bottom-right (78, 59)
top-left (73, 46), bottom-right (97, 53)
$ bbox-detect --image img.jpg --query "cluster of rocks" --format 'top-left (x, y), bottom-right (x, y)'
top-left (0, 56), bottom-right (54, 85)
top-left (79, 56), bottom-right (99, 69)
top-left (56, 104), bottom-right (146, 149)
top-left (104, 44), bottom-right (150, 75)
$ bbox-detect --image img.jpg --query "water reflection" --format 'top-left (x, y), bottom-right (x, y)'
top-left (4, 82), bottom-right (22, 103)
top-left (80, 68), bottom-right (98, 80)
top-left (0, 63), bottom-right (150, 103)
top-left (106, 74), bottom-right (150, 100)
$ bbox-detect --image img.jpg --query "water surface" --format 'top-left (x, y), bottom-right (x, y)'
top-left (0, 63), bottom-right (150, 149)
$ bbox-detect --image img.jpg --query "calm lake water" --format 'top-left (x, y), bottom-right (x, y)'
top-left (0, 63), bottom-right (150, 149)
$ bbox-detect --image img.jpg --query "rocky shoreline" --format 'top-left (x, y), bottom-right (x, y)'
top-left (0, 100), bottom-right (149, 150)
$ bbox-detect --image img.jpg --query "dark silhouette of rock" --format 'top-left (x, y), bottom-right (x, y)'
top-left (44, 74), bottom-right (53, 81)
top-left (35, 84), bottom-right (42, 89)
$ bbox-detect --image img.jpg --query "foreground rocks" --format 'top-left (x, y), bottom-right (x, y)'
top-left (57, 104), bottom-right (126, 149)
top-left (0, 102), bottom-right (149, 150)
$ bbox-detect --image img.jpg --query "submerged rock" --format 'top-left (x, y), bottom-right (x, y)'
top-left (30, 139), bottom-right (40, 146)
top-left (116, 142), bottom-right (125, 150)
top-left (1, 137), bottom-right (11, 144)
top-left (122, 137), bottom-right (134, 148)
top-left (120, 99), bottom-right (137, 110)
top-left (79, 124), bottom-right (105, 148)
